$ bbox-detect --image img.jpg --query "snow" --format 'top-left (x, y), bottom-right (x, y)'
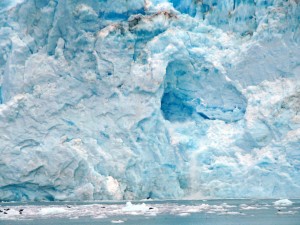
top-left (0, 0), bottom-right (299, 201)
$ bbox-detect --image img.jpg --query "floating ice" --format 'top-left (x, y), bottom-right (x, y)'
top-left (277, 211), bottom-right (298, 215)
top-left (274, 199), bottom-right (294, 207)
top-left (0, 200), bottom-right (286, 221)
top-left (0, 200), bottom-right (299, 224)
top-left (122, 202), bottom-right (150, 212)
top-left (111, 220), bottom-right (125, 223)
top-left (177, 212), bottom-right (191, 217)
top-left (39, 207), bottom-right (68, 215)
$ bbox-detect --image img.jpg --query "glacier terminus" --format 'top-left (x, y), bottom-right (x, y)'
top-left (0, 0), bottom-right (300, 201)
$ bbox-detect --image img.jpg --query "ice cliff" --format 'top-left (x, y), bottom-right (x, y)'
top-left (0, 0), bottom-right (299, 201)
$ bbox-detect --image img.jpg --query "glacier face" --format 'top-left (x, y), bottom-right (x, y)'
top-left (0, 0), bottom-right (299, 201)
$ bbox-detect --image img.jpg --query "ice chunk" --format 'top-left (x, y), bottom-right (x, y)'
top-left (274, 199), bottom-right (294, 207)
top-left (39, 207), bottom-right (68, 215)
top-left (111, 220), bottom-right (125, 223)
top-left (177, 212), bottom-right (191, 216)
top-left (122, 202), bottom-right (149, 212)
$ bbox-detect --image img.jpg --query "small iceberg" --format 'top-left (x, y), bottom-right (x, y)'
top-left (122, 202), bottom-right (149, 212)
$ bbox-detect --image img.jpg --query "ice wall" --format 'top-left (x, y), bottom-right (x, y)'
top-left (0, 0), bottom-right (299, 201)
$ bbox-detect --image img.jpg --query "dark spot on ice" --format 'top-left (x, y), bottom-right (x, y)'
top-left (149, 207), bottom-right (154, 210)
top-left (197, 112), bottom-right (211, 120)
top-left (147, 192), bottom-right (153, 199)
top-left (128, 15), bottom-right (142, 30)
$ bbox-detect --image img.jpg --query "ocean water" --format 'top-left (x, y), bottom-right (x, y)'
top-left (0, 199), bottom-right (299, 225)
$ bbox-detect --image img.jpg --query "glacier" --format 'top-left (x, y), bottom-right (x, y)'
top-left (0, 0), bottom-right (299, 201)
